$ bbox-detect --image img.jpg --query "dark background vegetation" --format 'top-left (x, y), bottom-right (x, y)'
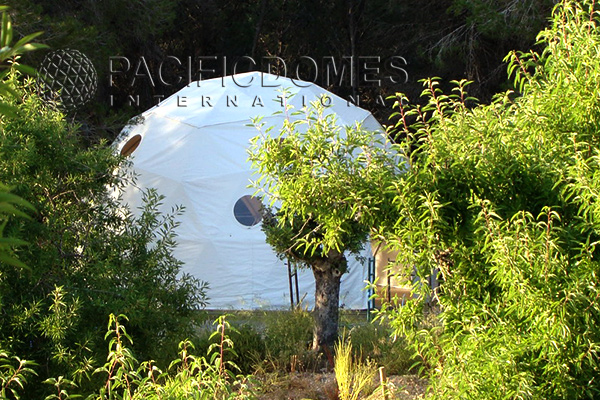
top-left (7, 0), bottom-right (556, 140)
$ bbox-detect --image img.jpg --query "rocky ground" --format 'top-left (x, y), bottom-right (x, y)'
top-left (255, 373), bottom-right (427, 400)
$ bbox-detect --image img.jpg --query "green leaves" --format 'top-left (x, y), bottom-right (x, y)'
top-left (250, 95), bottom-right (404, 349)
top-left (380, 1), bottom-right (600, 399)
top-left (0, 187), bottom-right (34, 220)
top-left (0, 9), bottom-right (47, 64)
top-left (249, 98), bottom-right (401, 261)
top-left (0, 11), bottom-right (11, 50)
top-left (0, 185), bottom-right (32, 269)
top-left (43, 376), bottom-right (81, 400)
top-left (0, 25), bottom-right (205, 398)
top-left (88, 314), bottom-right (251, 400)
top-left (0, 351), bottom-right (37, 400)
top-left (0, 7), bottom-right (47, 119)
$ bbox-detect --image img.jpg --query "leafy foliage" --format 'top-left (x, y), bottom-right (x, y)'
top-left (249, 98), bottom-right (401, 264)
top-left (376, 1), bottom-right (600, 398)
top-left (1, 93), bottom-right (207, 394)
top-left (87, 314), bottom-right (253, 400)
top-left (249, 98), bottom-right (400, 349)
top-left (0, 350), bottom-right (36, 400)
top-left (0, 5), bottom-right (46, 116)
top-left (0, 184), bottom-right (33, 269)
top-left (0, 51), bottom-right (207, 400)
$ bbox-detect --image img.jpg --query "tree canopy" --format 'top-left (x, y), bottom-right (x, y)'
top-left (249, 99), bottom-right (400, 349)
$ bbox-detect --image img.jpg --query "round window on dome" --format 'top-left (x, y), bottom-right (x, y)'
top-left (120, 134), bottom-right (142, 156)
top-left (234, 195), bottom-right (263, 227)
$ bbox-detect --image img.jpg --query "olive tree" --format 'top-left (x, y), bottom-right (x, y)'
top-left (249, 102), bottom-right (401, 350)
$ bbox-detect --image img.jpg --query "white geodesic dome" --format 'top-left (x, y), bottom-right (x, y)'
top-left (114, 71), bottom-right (385, 309)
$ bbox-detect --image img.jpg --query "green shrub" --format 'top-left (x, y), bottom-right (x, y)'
top-left (379, 1), bottom-right (600, 398)
top-left (345, 323), bottom-right (414, 376)
top-left (87, 314), bottom-right (254, 400)
top-left (262, 308), bottom-right (318, 372)
top-left (0, 9), bottom-right (209, 395)
top-left (0, 68), bottom-right (207, 399)
top-left (195, 322), bottom-right (266, 376)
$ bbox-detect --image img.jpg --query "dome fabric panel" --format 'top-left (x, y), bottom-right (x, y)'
top-left (115, 71), bottom-right (384, 309)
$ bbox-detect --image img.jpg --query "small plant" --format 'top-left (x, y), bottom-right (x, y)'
top-left (93, 314), bottom-right (139, 399)
top-left (346, 323), bottom-right (414, 376)
top-left (334, 336), bottom-right (376, 400)
top-left (0, 351), bottom-right (36, 400)
top-left (262, 308), bottom-right (317, 372)
top-left (206, 315), bottom-right (239, 380)
top-left (43, 376), bottom-right (80, 400)
top-left (88, 313), bottom-right (254, 400)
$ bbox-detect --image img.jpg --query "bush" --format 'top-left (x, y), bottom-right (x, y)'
top-left (345, 323), bottom-right (414, 376)
top-left (84, 314), bottom-right (252, 400)
top-left (262, 308), bottom-right (317, 372)
top-left (195, 321), bottom-right (266, 375)
top-left (381, 1), bottom-right (600, 398)
top-left (0, 77), bottom-right (207, 396)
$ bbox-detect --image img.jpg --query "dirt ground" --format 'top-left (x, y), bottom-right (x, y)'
top-left (255, 373), bottom-right (427, 400)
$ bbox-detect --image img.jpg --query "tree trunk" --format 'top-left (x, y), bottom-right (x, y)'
top-left (311, 251), bottom-right (345, 351)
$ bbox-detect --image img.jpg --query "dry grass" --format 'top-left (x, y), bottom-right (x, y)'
top-left (334, 339), bottom-right (377, 400)
top-left (254, 372), bottom-right (426, 400)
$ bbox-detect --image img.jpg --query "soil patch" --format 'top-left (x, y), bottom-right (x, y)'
top-left (255, 372), bottom-right (427, 400)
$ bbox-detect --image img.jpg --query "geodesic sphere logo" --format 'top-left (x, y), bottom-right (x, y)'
top-left (37, 49), bottom-right (97, 111)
